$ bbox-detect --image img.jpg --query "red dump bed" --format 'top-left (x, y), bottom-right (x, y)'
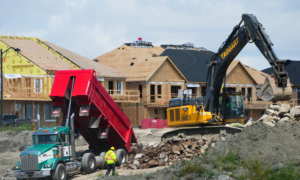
top-left (49, 70), bottom-right (137, 152)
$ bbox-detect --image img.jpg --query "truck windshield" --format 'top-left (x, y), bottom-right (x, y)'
top-left (33, 135), bottom-right (57, 144)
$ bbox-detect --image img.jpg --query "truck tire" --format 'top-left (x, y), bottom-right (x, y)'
top-left (99, 152), bottom-right (107, 169)
top-left (51, 163), bottom-right (67, 180)
top-left (82, 153), bottom-right (96, 173)
top-left (116, 149), bottom-right (126, 166)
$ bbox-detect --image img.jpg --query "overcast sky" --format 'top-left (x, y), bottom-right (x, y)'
top-left (0, 0), bottom-right (299, 71)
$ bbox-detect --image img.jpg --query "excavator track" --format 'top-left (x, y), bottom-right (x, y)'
top-left (161, 126), bottom-right (243, 141)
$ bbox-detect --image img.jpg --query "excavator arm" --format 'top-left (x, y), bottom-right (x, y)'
top-left (204, 14), bottom-right (292, 114)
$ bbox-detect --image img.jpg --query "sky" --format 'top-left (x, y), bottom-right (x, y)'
top-left (0, 0), bottom-right (299, 71)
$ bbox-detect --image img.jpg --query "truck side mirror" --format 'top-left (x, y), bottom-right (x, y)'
top-left (196, 106), bottom-right (201, 112)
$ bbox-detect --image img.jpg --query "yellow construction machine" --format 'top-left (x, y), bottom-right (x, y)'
top-left (163, 14), bottom-right (292, 137)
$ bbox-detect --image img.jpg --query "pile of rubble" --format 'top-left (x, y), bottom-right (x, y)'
top-left (246, 104), bottom-right (300, 127)
top-left (122, 136), bottom-right (217, 170)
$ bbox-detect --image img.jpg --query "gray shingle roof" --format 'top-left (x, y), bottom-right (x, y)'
top-left (159, 49), bottom-right (214, 82)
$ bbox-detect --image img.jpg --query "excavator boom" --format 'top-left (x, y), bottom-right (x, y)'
top-left (164, 14), bottom-right (292, 140)
top-left (204, 14), bottom-right (292, 114)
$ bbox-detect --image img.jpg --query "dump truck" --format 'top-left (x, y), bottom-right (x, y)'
top-left (14, 69), bottom-right (137, 180)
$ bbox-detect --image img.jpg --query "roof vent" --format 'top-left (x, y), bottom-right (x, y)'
top-left (93, 59), bottom-right (99, 62)
top-left (130, 62), bottom-right (134, 66)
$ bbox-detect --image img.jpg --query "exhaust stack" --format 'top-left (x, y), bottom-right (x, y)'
top-left (70, 113), bottom-right (76, 160)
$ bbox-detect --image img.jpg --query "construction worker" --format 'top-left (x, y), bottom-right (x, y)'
top-left (105, 147), bottom-right (117, 177)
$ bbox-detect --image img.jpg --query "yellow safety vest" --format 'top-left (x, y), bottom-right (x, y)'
top-left (105, 150), bottom-right (117, 164)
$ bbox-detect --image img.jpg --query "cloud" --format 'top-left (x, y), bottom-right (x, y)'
top-left (0, 0), bottom-right (299, 71)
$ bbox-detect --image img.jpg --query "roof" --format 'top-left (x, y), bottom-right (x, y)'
top-left (0, 38), bottom-right (76, 71)
top-left (262, 60), bottom-right (300, 85)
top-left (38, 39), bottom-right (129, 78)
top-left (96, 45), bottom-right (187, 82)
top-left (159, 49), bottom-right (215, 82)
top-left (228, 60), bottom-right (271, 85)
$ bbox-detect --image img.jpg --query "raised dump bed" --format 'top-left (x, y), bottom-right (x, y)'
top-left (49, 69), bottom-right (137, 153)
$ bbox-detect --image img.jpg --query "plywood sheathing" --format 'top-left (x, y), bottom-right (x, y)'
top-left (39, 39), bottom-right (129, 78)
top-left (96, 45), bottom-right (187, 82)
top-left (0, 39), bottom-right (76, 71)
top-left (227, 60), bottom-right (272, 85)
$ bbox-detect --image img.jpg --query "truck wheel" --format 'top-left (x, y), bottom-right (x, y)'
top-left (52, 163), bottom-right (67, 180)
top-left (99, 152), bottom-right (107, 169)
top-left (82, 153), bottom-right (96, 173)
top-left (116, 149), bottom-right (126, 166)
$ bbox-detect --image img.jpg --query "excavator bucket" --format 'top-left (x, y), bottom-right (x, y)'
top-left (257, 77), bottom-right (292, 102)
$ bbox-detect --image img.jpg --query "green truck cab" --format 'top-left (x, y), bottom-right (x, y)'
top-left (14, 114), bottom-right (113, 180)
top-left (14, 126), bottom-right (81, 180)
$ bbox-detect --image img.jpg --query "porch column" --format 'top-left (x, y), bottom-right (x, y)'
top-left (32, 101), bottom-right (34, 126)
top-left (136, 103), bottom-right (138, 126)
top-left (13, 100), bottom-right (16, 114)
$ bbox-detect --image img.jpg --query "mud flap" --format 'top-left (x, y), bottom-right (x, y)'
top-left (256, 77), bottom-right (292, 102)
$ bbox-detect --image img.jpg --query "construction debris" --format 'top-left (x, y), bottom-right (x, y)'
top-left (122, 135), bottom-right (217, 170)
top-left (247, 104), bottom-right (300, 127)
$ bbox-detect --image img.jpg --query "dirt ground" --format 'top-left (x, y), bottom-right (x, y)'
top-left (0, 128), bottom-right (174, 180)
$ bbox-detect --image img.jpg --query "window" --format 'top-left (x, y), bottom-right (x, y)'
top-left (201, 86), bottom-right (206, 96)
top-left (116, 81), bottom-right (123, 94)
top-left (247, 88), bottom-right (252, 98)
top-left (154, 109), bottom-right (158, 114)
top-left (25, 104), bottom-right (39, 121)
top-left (150, 85), bottom-right (155, 102)
top-left (108, 81), bottom-right (113, 94)
top-left (256, 88), bottom-right (262, 100)
top-left (34, 79), bottom-right (42, 93)
top-left (157, 85), bottom-right (161, 98)
top-left (11, 103), bottom-right (21, 111)
top-left (226, 87), bottom-right (236, 92)
top-left (58, 134), bottom-right (69, 145)
top-left (241, 88), bottom-right (245, 96)
top-left (171, 86), bottom-right (181, 98)
top-left (187, 87), bottom-right (196, 96)
top-left (139, 85), bottom-right (143, 98)
top-left (33, 135), bottom-right (57, 144)
top-left (44, 104), bottom-right (56, 122)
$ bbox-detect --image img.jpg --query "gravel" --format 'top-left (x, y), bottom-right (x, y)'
top-left (214, 122), bottom-right (300, 165)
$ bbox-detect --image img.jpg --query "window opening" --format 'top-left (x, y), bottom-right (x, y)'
top-left (109, 81), bottom-right (114, 94)
top-left (150, 85), bottom-right (155, 102)
top-left (157, 85), bottom-right (161, 98)
top-left (139, 85), bottom-right (142, 98)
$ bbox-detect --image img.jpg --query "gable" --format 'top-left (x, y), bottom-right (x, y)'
top-left (226, 63), bottom-right (256, 85)
top-left (148, 60), bottom-right (185, 82)
top-left (0, 41), bottom-right (46, 75)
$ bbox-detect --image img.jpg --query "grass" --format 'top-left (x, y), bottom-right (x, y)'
top-left (175, 148), bottom-right (300, 180)
top-left (0, 123), bottom-right (34, 132)
top-left (0, 122), bottom-right (60, 132)
top-left (178, 160), bottom-right (205, 177)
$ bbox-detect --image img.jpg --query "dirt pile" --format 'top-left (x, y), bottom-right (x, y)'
top-left (214, 122), bottom-right (300, 165)
top-left (122, 135), bottom-right (217, 169)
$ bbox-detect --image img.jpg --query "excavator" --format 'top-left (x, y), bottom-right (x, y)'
top-left (162, 14), bottom-right (292, 139)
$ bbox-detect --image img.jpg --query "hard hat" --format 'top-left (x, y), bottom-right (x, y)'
top-left (110, 147), bottom-right (115, 150)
